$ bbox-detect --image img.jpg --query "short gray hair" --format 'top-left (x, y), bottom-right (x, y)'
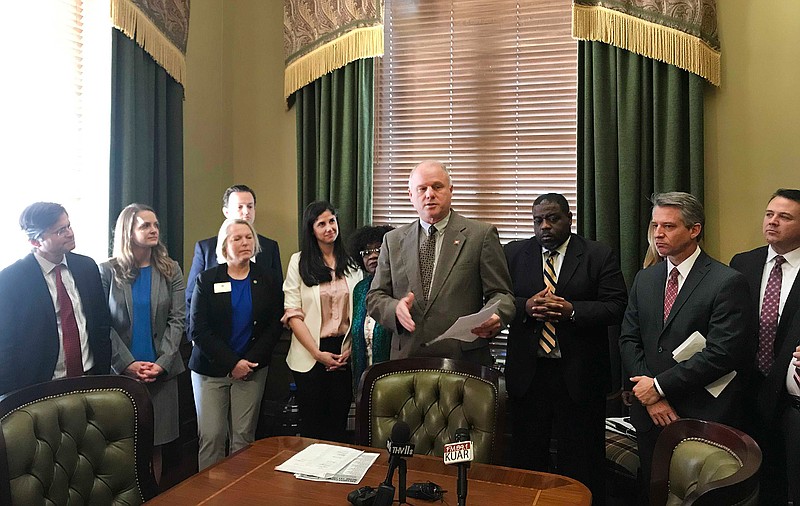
top-left (651, 191), bottom-right (705, 241)
top-left (408, 160), bottom-right (452, 189)
top-left (215, 218), bottom-right (261, 264)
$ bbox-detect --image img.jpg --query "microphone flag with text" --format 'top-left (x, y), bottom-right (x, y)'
top-left (373, 420), bottom-right (414, 506)
top-left (443, 427), bottom-right (473, 506)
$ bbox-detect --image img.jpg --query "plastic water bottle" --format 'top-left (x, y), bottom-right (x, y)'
top-left (281, 382), bottom-right (301, 436)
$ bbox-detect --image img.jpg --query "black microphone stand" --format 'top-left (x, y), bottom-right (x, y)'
top-left (397, 458), bottom-right (407, 504)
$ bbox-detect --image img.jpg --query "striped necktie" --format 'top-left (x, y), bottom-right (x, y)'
top-left (539, 250), bottom-right (559, 354)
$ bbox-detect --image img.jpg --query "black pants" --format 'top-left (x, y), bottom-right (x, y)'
top-left (293, 335), bottom-right (353, 443)
top-left (782, 399), bottom-right (800, 505)
top-left (511, 358), bottom-right (607, 506)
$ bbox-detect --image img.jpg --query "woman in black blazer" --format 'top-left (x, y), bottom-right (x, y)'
top-left (189, 218), bottom-right (283, 470)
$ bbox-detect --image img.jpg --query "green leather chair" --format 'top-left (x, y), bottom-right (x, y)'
top-left (650, 418), bottom-right (761, 506)
top-left (355, 357), bottom-right (505, 464)
top-left (0, 375), bottom-right (158, 505)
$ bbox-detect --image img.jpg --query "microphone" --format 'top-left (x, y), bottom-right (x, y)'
top-left (443, 428), bottom-right (473, 506)
top-left (373, 421), bottom-right (415, 506)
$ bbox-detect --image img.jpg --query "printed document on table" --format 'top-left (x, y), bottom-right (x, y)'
top-left (295, 452), bottom-right (380, 484)
top-left (672, 331), bottom-right (736, 398)
top-left (275, 443), bottom-right (364, 478)
top-left (426, 300), bottom-right (500, 345)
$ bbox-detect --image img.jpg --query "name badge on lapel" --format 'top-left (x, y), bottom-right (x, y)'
top-left (214, 282), bottom-right (232, 293)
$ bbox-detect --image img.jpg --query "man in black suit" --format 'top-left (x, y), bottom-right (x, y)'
top-left (730, 188), bottom-right (800, 504)
top-left (0, 202), bottom-right (111, 395)
top-left (186, 184), bottom-right (282, 330)
top-left (620, 192), bottom-right (754, 496)
top-left (504, 193), bottom-right (627, 504)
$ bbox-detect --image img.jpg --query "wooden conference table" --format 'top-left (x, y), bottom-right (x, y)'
top-left (147, 436), bottom-right (591, 505)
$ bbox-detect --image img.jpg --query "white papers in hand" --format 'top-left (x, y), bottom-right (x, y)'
top-left (426, 300), bottom-right (501, 345)
top-left (275, 443), bottom-right (364, 478)
top-left (672, 331), bottom-right (706, 363)
top-left (671, 331), bottom-right (736, 397)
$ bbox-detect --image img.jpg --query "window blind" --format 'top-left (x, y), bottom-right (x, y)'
top-left (373, 0), bottom-right (578, 243)
top-left (0, 0), bottom-right (110, 267)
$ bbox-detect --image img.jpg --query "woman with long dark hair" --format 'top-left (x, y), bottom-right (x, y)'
top-left (99, 203), bottom-right (184, 481)
top-left (283, 201), bottom-right (362, 442)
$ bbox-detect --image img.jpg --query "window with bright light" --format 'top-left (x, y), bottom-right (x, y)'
top-left (373, 0), bottom-right (578, 241)
top-left (0, 0), bottom-right (111, 268)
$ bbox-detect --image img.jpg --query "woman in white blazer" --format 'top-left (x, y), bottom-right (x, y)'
top-left (99, 203), bottom-right (184, 482)
top-left (283, 201), bottom-right (362, 443)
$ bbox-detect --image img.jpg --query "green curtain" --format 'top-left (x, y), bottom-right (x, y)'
top-left (577, 41), bottom-right (704, 286)
top-left (110, 28), bottom-right (184, 265)
top-left (295, 58), bottom-right (374, 244)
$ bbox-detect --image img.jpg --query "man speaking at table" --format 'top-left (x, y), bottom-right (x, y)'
top-left (367, 160), bottom-right (515, 366)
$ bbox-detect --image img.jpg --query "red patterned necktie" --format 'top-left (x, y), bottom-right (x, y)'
top-left (663, 267), bottom-right (679, 322)
top-left (794, 365), bottom-right (800, 389)
top-left (756, 256), bottom-right (785, 375)
top-left (54, 265), bottom-right (84, 377)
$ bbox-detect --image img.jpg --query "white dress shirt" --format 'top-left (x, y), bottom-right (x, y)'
top-left (33, 251), bottom-right (94, 378)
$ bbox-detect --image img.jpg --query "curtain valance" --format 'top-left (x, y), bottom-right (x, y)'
top-left (284, 0), bottom-right (384, 99)
top-left (111, 0), bottom-right (190, 87)
top-left (572, 0), bottom-right (720, 86)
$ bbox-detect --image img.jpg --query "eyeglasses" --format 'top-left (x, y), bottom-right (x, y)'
top-left (360, 248), bottom-right (381, 257)
top-left (48, 224), bottom-right (72, 237)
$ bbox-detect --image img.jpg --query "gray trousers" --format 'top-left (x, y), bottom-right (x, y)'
top-left (191, 367), bottom-right (268, 470)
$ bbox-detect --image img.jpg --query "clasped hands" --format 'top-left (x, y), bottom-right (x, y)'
top-left (315, 348), bottom-right (350, 372)
top-left (125, 361), bottom-right (164, 383)
top-left (395, 292), bottom-right (501, 338)
top-left (525, 288), bottom-right (572, 322)
top-left (630, 375), bottom-right (680, 427)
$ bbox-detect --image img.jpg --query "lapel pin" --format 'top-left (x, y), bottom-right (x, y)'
top-left (454, 240), bottom-right (460, 245)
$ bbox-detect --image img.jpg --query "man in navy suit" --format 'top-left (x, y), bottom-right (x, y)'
top-left (186, 184), bottom-right (282, 331)
top-left (504, 193), bottom-right (628, 504)
top-left (620, 192), bottom-right (754, 497)
top-left (0, 202), bottom-right (111, 395)
top-left (730, 188), bottom-right (800, 505)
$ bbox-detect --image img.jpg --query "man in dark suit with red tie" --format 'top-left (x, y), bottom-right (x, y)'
top-left (619, 192), bottom-right (754, 499)
top-left (730, 188), bottom-right (800, 505)
top-left (0, 202), bottom-right (111, 395)
top-left (504, 193), bottom-right (628, 504)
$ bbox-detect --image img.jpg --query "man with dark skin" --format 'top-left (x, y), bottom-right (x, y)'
top-left (504, 193), bottom-right (627, 505)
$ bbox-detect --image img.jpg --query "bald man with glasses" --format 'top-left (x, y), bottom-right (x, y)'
top-left (0, 202), bottom-right (111, 395)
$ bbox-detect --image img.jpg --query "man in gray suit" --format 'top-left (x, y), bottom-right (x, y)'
top-left (619, 192), bottom-right (754, 497)
top-left (366, 160), bottom-right (515, 366)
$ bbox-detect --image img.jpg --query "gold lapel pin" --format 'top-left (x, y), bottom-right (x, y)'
top-left (454, 240), bottom-right (460, 245)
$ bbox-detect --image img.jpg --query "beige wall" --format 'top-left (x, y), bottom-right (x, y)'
top-left (705, 1), bottom-right (800, 262)
top-left (183, 0), bottom-right (297, 272)
top-left (184, 1), bottom-right (799, 270)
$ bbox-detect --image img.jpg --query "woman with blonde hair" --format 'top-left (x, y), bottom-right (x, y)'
top-left (189, 218), bottom-right (283, 470)
top-left (99, 203), bottom-right (185, 481)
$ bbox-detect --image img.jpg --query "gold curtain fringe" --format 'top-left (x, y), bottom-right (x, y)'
top-left (284, 26), bottom-right (384, 100)
top-left (111, 0), bottom-right (187, 87)
top-left (572, 4), bottom-right (720, 86)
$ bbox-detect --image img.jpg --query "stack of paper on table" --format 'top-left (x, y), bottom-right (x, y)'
top-left (672, 331), bottom-right (737, 398)
top-left (275, 443), bottom-right (379, 484)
